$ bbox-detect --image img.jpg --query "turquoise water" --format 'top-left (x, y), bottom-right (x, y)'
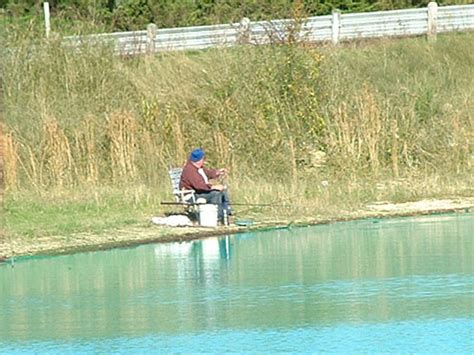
top-left (1, 213), bottom-right (473, 352)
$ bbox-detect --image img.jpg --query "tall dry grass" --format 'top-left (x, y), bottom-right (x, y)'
top-left (1, 31), bottom-right (473, 208)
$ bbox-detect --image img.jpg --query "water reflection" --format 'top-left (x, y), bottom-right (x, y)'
top-left (152, 236), bottom-right (233, 286)
top-left (154, 235), bottom-right (232, 262)
top-left (0, 213), bottom-right (473, 351)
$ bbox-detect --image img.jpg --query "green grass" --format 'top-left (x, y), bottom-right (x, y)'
top-left (3, 188), bottom-right (154, 238)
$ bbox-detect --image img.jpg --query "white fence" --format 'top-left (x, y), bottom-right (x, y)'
top-left (59, 2), bottom-right (474, 55)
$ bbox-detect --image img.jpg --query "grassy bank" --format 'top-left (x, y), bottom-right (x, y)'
top-left (1, 31), bottom-right (473, 239)
top-left (3, 173), bottom-right (473, 239)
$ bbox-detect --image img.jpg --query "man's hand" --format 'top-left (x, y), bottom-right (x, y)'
top-left (217, 168), bottom-right (228, 176)
top-left (212, 184), bottom-right (225, 191)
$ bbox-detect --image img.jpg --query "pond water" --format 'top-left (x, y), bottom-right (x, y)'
top-left (1, 213), bottom-right (473, 352)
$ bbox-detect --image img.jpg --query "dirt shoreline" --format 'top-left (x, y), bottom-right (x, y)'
top-left (1, 197), bottom-right (473, 264)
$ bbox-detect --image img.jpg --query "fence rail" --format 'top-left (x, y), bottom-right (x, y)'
top-left (60, 2), bottom-right (474, 55)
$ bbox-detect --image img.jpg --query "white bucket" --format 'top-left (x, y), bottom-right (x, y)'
top-left (199, 204), bottom-right (218, 227)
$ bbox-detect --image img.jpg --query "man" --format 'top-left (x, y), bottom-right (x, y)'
top-left (179, 148), bottom-right (232, 223)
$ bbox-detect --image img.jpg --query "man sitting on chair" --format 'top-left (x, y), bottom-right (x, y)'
top-left (179, 148), bottom-right (232, 223)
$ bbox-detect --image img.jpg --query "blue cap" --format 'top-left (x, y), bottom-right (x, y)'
top-left (189, 148), bottom-right (205, 162)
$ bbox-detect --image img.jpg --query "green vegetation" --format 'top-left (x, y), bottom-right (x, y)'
top-left (1, 27), bottom-right (473, 238)
top-left (1, 0), bottom-right (472, 34)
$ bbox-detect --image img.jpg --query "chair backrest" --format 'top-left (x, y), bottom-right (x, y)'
top-left (168, 167), bottom-right (196, 203)
top-left (168, 167), bottom-right (183, 200)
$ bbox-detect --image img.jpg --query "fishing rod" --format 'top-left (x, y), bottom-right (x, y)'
top-left (229, 203), bottom-right (290, 207)
top-left (229, 192), bottom-right (310, 214)
top-left (160, 201), bottom-right (291, 207)
top-left (161, 190), bottom-right (306, 209)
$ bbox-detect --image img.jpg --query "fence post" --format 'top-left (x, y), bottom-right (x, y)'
top-left (147, 23), bottom-right (157, 53)
top-left (331, 10), bottom-right (340, 45)
top-left (427, 2), bottom-right (438, 42)
top-left (43, 2), bottom-right (51, 38)
top-left (238, 17), bottom-right (251, 44)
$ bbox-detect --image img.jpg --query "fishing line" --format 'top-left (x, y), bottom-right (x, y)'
top-left (230, 192), bottom-right (307, 215)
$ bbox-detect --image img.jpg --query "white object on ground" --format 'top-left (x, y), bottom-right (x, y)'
top-left (151, 215), bottom-right (192, 227)
top-left (199, 204), bottom-right (218, 227)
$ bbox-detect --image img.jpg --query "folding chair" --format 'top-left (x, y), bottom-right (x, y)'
top-left (160, 167), bottom-right (200, 219)
top-left (168, 167), bottom-right (196, 204)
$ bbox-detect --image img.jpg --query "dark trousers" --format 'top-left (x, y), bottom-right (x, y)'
top-left (195, 190), bottom-right (231, 220)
